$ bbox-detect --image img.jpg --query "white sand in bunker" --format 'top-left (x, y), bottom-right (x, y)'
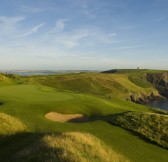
top-left (45, 112), bottom-right (89, 123)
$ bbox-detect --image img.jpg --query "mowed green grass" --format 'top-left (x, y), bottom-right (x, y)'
top-left (0, 84), bottom-right (167, 162)
top-left (0, 84), bottom-right (148, 131)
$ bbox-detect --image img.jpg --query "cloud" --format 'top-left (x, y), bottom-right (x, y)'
top-left (80, 1), bottom-right (96, 19)
top-left (21, 23), bottom-right (45, 37)
top-left (99, 33), bottom-right (117, 44)
top-left (53, 29), bottom-right (90, 48)
top-left (0, 16), bottom-right (25, 24)
top-left (20, 6), bottom-right (45, 13)
top-left (0, 16), bottom-right (25, 31)
top-left (54, 19), bottom-right (69, 32)
top-left (44, 23), bottom-right (118, 49)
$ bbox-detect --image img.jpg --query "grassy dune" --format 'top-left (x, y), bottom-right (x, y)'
top-left (111, 111), bottom-right (168, 148)
top-left (0, 73), bottom-right (24, 85)
top-left (12, 132), bottom-right (129, 162)
top-left (0, 113), bottom-right (26, 135)
top-left (0, 74), bottom-right (13, 85)
top-left (0, 112), bottom-right (128, 162)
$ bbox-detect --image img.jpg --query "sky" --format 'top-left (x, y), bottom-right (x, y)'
top-left (0, 0), bottom-right (168, 70)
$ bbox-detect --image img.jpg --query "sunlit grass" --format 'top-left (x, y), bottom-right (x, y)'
top-left (13, 132), bottom-right (129, 162)
top-left (111, 111), bottom-right (168, 148)
top-left (0, 113), bottom-right (26, 135)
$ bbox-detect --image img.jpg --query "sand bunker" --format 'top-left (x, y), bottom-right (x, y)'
top-left (45, 112), bottom-right (89, 123)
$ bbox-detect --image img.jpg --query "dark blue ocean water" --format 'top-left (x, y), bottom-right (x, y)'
top-left (145, 99), bottom-right (168, 111)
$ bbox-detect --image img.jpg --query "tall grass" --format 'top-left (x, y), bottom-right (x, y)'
top-left (111, 111), bottom-right (168, 148)
top-left (13, 132), bottom-right (129, 162)
top-left (0, 113), bottom-right (26, 135)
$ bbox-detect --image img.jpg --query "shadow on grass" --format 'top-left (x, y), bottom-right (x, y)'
top-left (99, 112), bottom-right (168, 150)
top-left (65, 112), bottom-right (127, 123)
top-left (84, 111), bottom-right (168, 150)
top-left (0, 132), bottom-right (40, 162)
top-left (67, 115), bottom-right (90, 123)
top-left (0, 111), bottom-right (167, 161)
top-left (89, 112), bottom-right (129, 122)
top-left (0, 132), bottom-right (67, 162)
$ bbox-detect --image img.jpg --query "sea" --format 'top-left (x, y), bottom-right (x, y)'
top-left (145, 98), bottom-right (168, 111)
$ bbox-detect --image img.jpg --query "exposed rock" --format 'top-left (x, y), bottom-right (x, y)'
top-left (146, 72), bottom-right (168, 97)
top-left (129, 92), bottom-right (163, 104)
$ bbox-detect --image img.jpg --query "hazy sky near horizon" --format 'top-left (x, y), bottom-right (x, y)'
top-left (0, 0), bottom-right (168, 70)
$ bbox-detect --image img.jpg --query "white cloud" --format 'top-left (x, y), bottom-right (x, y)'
top-left (20, 6), bottom-right (45, 13)
top-left (110, 45), bottom-right (147, 50)
top-left (53, 29), bottom-right (90, 48)
top-left (21, 23), bottom-right (45, 37)
top-left (80, 2), bottom-right (95, 19)
top-left (0, 16), bottom-right (25, 31)
top-left (99, 32), bottom-right (117, 44)
top-left (53, 19), bottom-right (69, 32)
top-left (44, 23), bottom-right (118, 49)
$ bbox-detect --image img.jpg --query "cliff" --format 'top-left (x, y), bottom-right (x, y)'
top-left (146, 72), bottom-right (168, 97)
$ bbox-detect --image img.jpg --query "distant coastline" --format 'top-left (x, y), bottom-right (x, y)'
top-left (0, 70), bottom-right (99, 76)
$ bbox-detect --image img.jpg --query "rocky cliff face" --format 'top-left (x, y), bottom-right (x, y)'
top-left (129, 92), bottom-right (161, 104)
top-left (146, 72), bottom-right (168, 97)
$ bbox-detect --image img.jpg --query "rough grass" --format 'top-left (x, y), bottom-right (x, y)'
top-left (128, 76), bottom-right (151, 88)
top-left (0, 113), bottom-right (26, 135)
top-left (0, 74), bottom-right (12, 84)
top-left (150, 107), bottom-right (168, 115)
top-left (12, 132), bottom-right (129, 162)
top-left (24, 72), bottom-right (158, 101)
top-left (111, 111), bottom-right (168, 148)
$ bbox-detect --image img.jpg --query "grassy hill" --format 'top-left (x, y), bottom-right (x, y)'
top-left (0, 113), bottom-right (26, 135)
top-left (0, 70), bottom-right (168, 161)
top-left (12, 132), bottom-right (129, 162)
top-left (111, 111), bottom-right (168, 149)
top-left (0, 73), bottom-right (24, 85)
top-left (23, 72), bottom-right (159, 103)
top-left (102, 69), bottom-right (167, 74)
top-left (0, 113), bottom-right (129, 162)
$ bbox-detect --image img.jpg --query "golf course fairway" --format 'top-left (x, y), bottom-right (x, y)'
top-left (0, 83), bottom-right (167, 162)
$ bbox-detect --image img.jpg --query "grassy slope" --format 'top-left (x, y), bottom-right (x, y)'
top-left (0, 74), bottom-right (13, 85)
top-left (111, 111), bottom-right (168, 148)
top-left (0, 113), bottom-right (26, 135)
top-left (0, 112), bottom-right (128, 162)
top-left (0, 73), bottom-right (24, 85)
top-left (0, 84), bottom-right (167, 162)
top-left (0, 84), bottom-right (149, 131)
top-left (12, 132), bottom-right (129, 162)
top-left (0, 112), bottom-right (28, 160)
top-left (24, 72), bottom-right (159, 101)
